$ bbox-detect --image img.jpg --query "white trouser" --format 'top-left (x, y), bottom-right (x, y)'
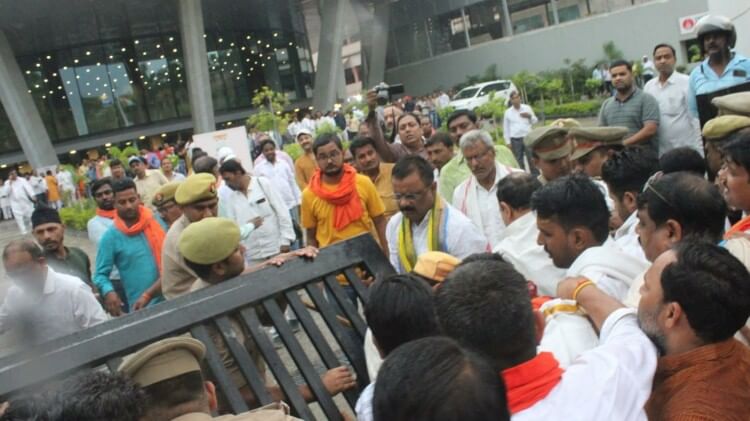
top-left (1, 206), bottom-right (11, 220)
top-left (14, 212), bottom-right (31, 234)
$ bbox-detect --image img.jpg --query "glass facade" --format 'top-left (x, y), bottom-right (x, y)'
top-left (0, 0), bottom-right (313, 155)
top-left (386, 0), bottom-right (606, 68)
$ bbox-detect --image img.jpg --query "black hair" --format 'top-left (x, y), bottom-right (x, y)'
top-left (659, 147), bottom-right (706, 176)
top-left (446, 109), bottom-right (477, 127)
top-left (312, 132), bottom-right (343, 155)
top-left (191, 150), bottom-right (208, 166)
top-left (496, 172), bottom-right (541, 210)
top-left (45, 170), bottom-right (52, 176)
top-left (258, 139), bottom-right (276, 152)
top-left (59, 371), bottom-right (146, 421)
top-left (395, 112), bottom-right (421, 130)
top-left (434, 259), bottom-right (534, 370)
top-left (112, 177), bottom-right (137, 195)
top-left (373, 336), bottom-right (510, 421)
top-left (364, 274), bottom-right (439, 357)
top-left (637, 172), bottom-right (726, 243)
top-left (349, 136), bottom-right (377, 158)
top-left (460, 252), bottom-right (508, 266)
top-left (652, 43), bottom-right (676, 57)
top-left (662, 242), bottom-right (750, 343)
top-left (90, 177), bottom-right (113, 195)
top-left (425, 132), bottom-right (454, 149)
top-left (722, 130), bottom-right (750, 171)
top-left (609, 59), bottom-right (632, 72)
top-left (530, 173), bottom-right (610, 244)
top-left (192, 156), bottom-right (218, 174)
top-left (183, 258), bottom-right (213, 281)
top-left (392, 155), bottom-right (434, 187)
top-left (141, 371), bottom-right (205, 419)
top-left (600, 146), bottom-right (659, 201)
top-left (0, 392), bottom-right (60, 421)
top-left (218, 158), bottom-right (246, 175)
top-left (110, 159), bottom-right (124, 168)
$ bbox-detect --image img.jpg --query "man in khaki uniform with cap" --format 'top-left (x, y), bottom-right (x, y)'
top-left (118, 336), bottom-right (300, 420)
top-left (152, 180), bottom-right (183, 228)
top-left (524, 126), bottom-right (574, 185)
top-left (712, 91), bottom-right (750, 117)
top-left (703, 116), bottom-right (750, 179)
top-left (178, 217), bottom-right (356, 406)
top-left (569, 127), bottom-right (629, 178)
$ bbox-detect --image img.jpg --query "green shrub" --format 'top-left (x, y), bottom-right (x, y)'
top-left (314, 121), bottom-right (341, 137)
top-left (540, 100), bottom-right (603, 118)
top-left (59, 200), bottom-right (97, 231)
top-left (284, 143), bottom-right (303, 161)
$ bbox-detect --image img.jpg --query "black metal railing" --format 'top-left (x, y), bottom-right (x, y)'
top-left (0, 234), bottom-right (394, 420)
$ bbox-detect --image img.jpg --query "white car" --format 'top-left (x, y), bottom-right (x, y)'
top-left (449, 80), bottom-right (517, 111)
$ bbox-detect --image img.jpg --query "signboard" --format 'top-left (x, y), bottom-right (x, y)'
top-left (678, 13), bottom-right (707, 35)
top-left (190, 126), bottom-right (253, 173)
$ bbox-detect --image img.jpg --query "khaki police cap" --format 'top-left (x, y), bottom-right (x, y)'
top-left (569, 126), bottom-right (628, 161)
top-left (413, 251), bottom-right (460, 283)
top-left (550, 118), bottom-right (581, 129)
top-left (152, 180), bottom-right (182, 207)
top-left (178, 217), bottom-right (240, 265)
top-left (118, 337), bottom-right (206, 387)
top-left (524, 126), bottom-right (573, 160)
top-left (712, 92), bottom-right (750, 117)
top-left (175, 173), bottom-right (217, 205)
top-left (702, 115), bottom-right (750, 141)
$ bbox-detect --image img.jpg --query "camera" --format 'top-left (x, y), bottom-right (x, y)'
top-left (374, 82), bottom-right (405, 106)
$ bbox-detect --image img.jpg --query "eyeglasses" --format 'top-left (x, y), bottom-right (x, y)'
top-left (316, 150), bottom-right (341, 162)
top-left (394, 187), bottom-right (431, 202)
top-left (642, 171), bottom-right (677, 209)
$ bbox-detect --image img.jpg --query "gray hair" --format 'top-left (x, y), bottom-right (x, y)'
top-left (3, 239), bottom-right (43, 260)
top-left (459, 129), bottom-right (494, 151)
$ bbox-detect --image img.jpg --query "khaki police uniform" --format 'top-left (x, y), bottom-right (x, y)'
top-left (152, 180), bottom-right (182, 208)
top-left (162, 173), bottom-right (218, 300)
top-left (568, 126), bottom-right (629, 161)
top-left (524, 126), bottom-right (574, 185)
top-left (712, 92), bottom-right (750, 117)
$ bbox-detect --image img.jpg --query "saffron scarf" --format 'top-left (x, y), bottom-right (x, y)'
top-left (725, 215), bottom-right (750, 240)
top-left (398, 195), bottom-right (445, 272)
top-left (308, 164), bottom-right (363, 230)
top-left (501, 352), bottom-right (564, 414)
top-left (96, 208), bottom-right (117, 219)
top-left (114, 206), bottom-right (166, 270)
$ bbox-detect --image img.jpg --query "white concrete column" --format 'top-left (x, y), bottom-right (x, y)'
top-left (550, 0), bottom-right (561, 25)
top-left (178, 0), bottom-right (215, 134)
top-left (0, 31), bottom-right (58, 168)
top-left (501, 0), bottom-right (514, 37)
top-left (365, 2), bottom-right (391, 88)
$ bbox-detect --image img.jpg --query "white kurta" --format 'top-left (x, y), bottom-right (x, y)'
top-left (538, 298), bottom-right (600, 368)
top-left (7, 178), bottom-right (35, 216)
top-left (0, 268), bottom-right (108, 345)
top-left (386, 199), bottom-right (489, 273)
top-left (56, 170), bottom-right (75, 192)
top-left (220, 176), bottom-right (295, 261)
top-left (514, 308), bottom-right (657, 421)
top-left (493, 212), bottom-right (566, 296)
top-left (614, 211), bottom-right (647, 263)
top-left (566, 238), bottom-right (649, 302)
top-left (254, 159), bottom-right (301, 209)
top-left (452, 162), bottom-right (519, 248)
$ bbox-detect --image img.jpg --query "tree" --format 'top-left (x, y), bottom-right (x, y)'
top-left (511, 71), bottom-right (539, 104)
top-left (246, 87), bottom-right (290, 134)
top-left (602, 41), bottom-right (624, 62)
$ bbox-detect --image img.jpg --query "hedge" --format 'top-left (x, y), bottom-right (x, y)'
top-left (59, 200), bottom-right (97, 231)
top-left (539, 100), bottom-right (603, 118)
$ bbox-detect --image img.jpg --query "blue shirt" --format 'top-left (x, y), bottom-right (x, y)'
top-left (688, 53), bottom-right (750, 116)
top-left (94, 225), bottom-right (165, 311)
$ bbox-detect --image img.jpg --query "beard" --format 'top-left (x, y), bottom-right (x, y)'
top-left (637, 308), bottom-right (667, 356)
top-left (324, 165), bottom-right (343, 176)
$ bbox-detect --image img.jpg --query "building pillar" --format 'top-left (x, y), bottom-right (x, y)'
top-left (550, 0), bottom-right (561, 25)
top-left (0, 31), bottom-right (58, 168)
top-left (178, 0), bottom-right (215, 134)
top-left (312, 0), bottom-right (347, 111)
top-left (365, 2), bottom-right (390, 88)
top-left (500, 0), bottom-right (514, 37)
top-left (460, 8), bottom-right (472, 48)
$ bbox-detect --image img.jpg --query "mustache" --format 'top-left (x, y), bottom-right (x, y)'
top-left (400, 206), bottom-right (416, 213)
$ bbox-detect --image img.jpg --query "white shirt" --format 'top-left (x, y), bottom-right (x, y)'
top-left (503, 104), bottom-right (538, 142)
top-left (6, 178), bottom-right (35, 215)
top-left (644, 72), bottom-right (703, 156)
top-left (493, 212), bottom-right (566, 296)
top-left (254, 159), bottom-right (301, 208)
top-left (0, 268), bottom-right (108, 345)
top-left (220, 176), bottom-right (296, 260)
top-left (355, 382), bottom-right (375, 421)
top-left (453, 162), bottom-right (518, 249)
top-left (514, 309), bottom-right (657, 421)
top-left (29, 175), bottom-right (46, 194)
top-left (56, 170), bottom-right (75, 191)
top-left (613, 212), bottom-right (648, 263)
top-left (437, 93), bottom-right (450, 108)
top-left (164, 172), bottom-right (185, 182)
top-left (0, 183), bottom-right (10, 208)
top-left (386, 200), bottom-right (489, 273)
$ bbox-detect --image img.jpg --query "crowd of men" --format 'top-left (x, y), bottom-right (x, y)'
top-left (0, 13), bottom-right (750, 421)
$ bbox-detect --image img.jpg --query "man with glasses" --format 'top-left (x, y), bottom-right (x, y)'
top-left (452, 130), bottom-right (520, 248)
top-left (386, 156), bottom-right (488, 274)
top-left (0, 239), bottom-right (107, 345)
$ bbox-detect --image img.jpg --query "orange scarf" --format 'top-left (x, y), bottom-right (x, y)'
top-left (725, 215), bottom-right (750, 240)
top-left (96, 208), bottom-right (117, 219)
top-left (308, 164), bottom-right (363, 230)
top-left (501, 352), bottom-right (564, 414)
top-left (114, 206), bottom-right (166, 270)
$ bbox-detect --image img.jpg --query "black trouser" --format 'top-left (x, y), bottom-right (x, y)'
top-left (510, 137), bottom-right (538, 175)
